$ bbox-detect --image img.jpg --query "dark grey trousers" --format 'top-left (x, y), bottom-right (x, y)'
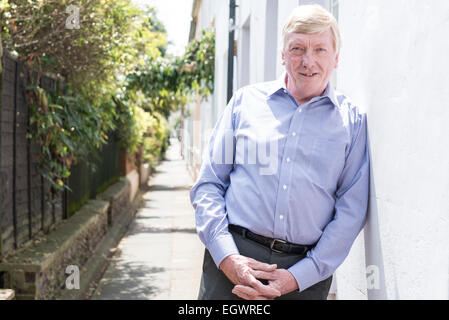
top-left (198, 229), bottom-right (332, 300)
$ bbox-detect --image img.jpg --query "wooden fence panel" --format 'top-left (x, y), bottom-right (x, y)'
top-left (0, 53), bottom-right (66, 255)
top-left (1, 54), bottom-right (16, 255)
top-left (1, 52), bottom-right (122, 257)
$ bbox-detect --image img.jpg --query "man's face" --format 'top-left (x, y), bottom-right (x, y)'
top-left (282, 28), bottom-right (339, 103)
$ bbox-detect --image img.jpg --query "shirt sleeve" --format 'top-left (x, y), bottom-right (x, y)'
top-left (288, 109), bottom-right (370, 292)
top-left (189, 92), bottom-right (241, 268)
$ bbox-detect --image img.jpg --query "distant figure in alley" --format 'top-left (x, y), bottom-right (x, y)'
top-left (190, 4), bottom-right (369, 300)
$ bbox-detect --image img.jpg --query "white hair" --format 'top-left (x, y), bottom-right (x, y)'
top-left (282, 4), bottom-right (341, 53)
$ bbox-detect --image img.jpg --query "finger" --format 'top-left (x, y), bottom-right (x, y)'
top-left (232, 285), bottom-right (272, 300)
top-left (251, 270), bottom-right (278, 280)
top-left (248, 259), bottom-right (277, 272)
top-left (246, 276), bottom-right (281, 298)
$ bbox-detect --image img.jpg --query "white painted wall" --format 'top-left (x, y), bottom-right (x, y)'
top-left (184, 0), bottom-right (224, 172)
top-left (237, 0), bottom-right (269, 85)
top-left (335, 0), bottom-right (449, 300)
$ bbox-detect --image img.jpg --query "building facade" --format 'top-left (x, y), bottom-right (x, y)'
top-left (185, 0), bottom-right (449, 299)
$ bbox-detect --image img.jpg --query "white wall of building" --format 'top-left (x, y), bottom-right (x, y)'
top-left (184, 0), bottom-right (225, 175)
top-left (335, 0), bottom-right (449, 300)
top-left (237, 0), bottom-right (269, 86)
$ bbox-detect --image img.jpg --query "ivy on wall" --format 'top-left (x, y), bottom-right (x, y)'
top-left (126, 29), bottom-right (216, 111)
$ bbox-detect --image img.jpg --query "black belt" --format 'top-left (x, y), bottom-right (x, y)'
top-left (229, 224), bottom-right (314, 255)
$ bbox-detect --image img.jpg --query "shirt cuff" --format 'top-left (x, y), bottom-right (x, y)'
top-left (207, 234), bottom-right (240, 268)
top-left (288, 256), bottom-right (322, 292)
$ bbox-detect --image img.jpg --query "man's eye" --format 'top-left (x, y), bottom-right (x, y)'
top-left (316, 48), bottom-right (326, 52)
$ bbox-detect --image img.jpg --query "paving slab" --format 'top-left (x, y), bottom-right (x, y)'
top-left (91, 139), bottom-right (204, 300)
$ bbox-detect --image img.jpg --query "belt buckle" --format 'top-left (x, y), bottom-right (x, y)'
top-left (270, 238), bottom-right (287, 253)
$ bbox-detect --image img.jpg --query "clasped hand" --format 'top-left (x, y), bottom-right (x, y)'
top-left (219, 254), bottom-right (299, 300)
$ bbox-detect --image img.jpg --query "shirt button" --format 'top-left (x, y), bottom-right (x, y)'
top-left (280, 215), bottom-right (284, 220)
top-left (292, 132), bottom-right (296, 137)
top-left (298, 109), bottom-right (302, 113)
top-left (286, 157), bottom-right (291, 163)
top-left (283, 185), bottom-right (287, 190)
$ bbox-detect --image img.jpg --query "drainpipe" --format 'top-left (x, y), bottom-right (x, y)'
top-left (227, 0), bottom-right (236, 104)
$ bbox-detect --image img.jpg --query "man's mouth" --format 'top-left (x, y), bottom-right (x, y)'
top-left (299, 73), bottom-right (318, 78)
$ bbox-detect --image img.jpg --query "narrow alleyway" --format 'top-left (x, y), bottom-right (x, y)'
top-left (91, 138), bottom-right (204, 300)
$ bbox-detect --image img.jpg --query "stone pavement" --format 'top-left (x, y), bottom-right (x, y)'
top-left (91, 138), bottom-right (204, 300)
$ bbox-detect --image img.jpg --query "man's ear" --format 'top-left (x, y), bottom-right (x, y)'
top-left (334, 52), bottom-right (340, 69)
top-left (281, 50), bottom-right (286, 66)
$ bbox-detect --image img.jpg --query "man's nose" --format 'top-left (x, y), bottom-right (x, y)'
top-left (301, 50), bottom-right (314, 69)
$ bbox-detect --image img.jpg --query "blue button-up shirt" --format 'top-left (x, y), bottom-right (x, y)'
top-left (190, 75), bottom-right (369, 292)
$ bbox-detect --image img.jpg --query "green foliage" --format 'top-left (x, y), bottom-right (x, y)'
top-left (27, 80), bottom-right (116, 190)
top-left (180, 29), bottom-right (215, 97)
top-left (0, 1), bottom-right (215, 192)
top-left (0, 0), bottom-right (166, 96)
top-left (113, 93), bottom-right (149, 155)
top-left (126, 29), bottom-right (215, 114)
top-left (121, 29), bottom-right (215, 168)
top-left (113, 92), bottom-right (170, 167)
top-left (125, 57), bottom-right (184, 117)
top-left (0, 1), bottom-right (170, 191)
top-left (142, 114), bottom-right (170, 168)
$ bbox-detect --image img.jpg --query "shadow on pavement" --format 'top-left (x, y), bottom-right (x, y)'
top-left (92, 261), bottom-right (167, 300)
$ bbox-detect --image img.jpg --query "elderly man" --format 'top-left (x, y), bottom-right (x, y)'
top-left (190, 4), bottom-right (369, 300)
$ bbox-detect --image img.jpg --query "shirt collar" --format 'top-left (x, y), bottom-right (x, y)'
top-left (267, 73), bottom-right (339, 108)
top-left (322, 81), bottom-right (339, 108)
top-left (266, 74), bottom-right (288, 97)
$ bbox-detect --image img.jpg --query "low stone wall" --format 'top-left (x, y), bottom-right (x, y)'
top-left (96, 177), bottom-right (131, 226)
top-left (0, 177), bottom-right (134, 300)
top-left (0, 200), bottom-right (108, 299)
top-left (126, 170), bottom-right (139, 203)
top-left (140, 163), bottom-right (151, 186)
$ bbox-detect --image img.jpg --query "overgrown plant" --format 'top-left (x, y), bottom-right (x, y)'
top-left (1, 0), bottom-right (215, 192)
top-left (1, 1), bottom-right (168, 190)
top-left (113, 90), bottom-right (170, 166)
top-left (180, 29), bottom-right (215, 98)
top-left (26, 57), bottom-right (116, 190)
top-left (0, 0), bottom-right (166, 96)
top-left (126, 29), bottom-right (215, 113)
top-left (119, 29), bottom-right (215, 168)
